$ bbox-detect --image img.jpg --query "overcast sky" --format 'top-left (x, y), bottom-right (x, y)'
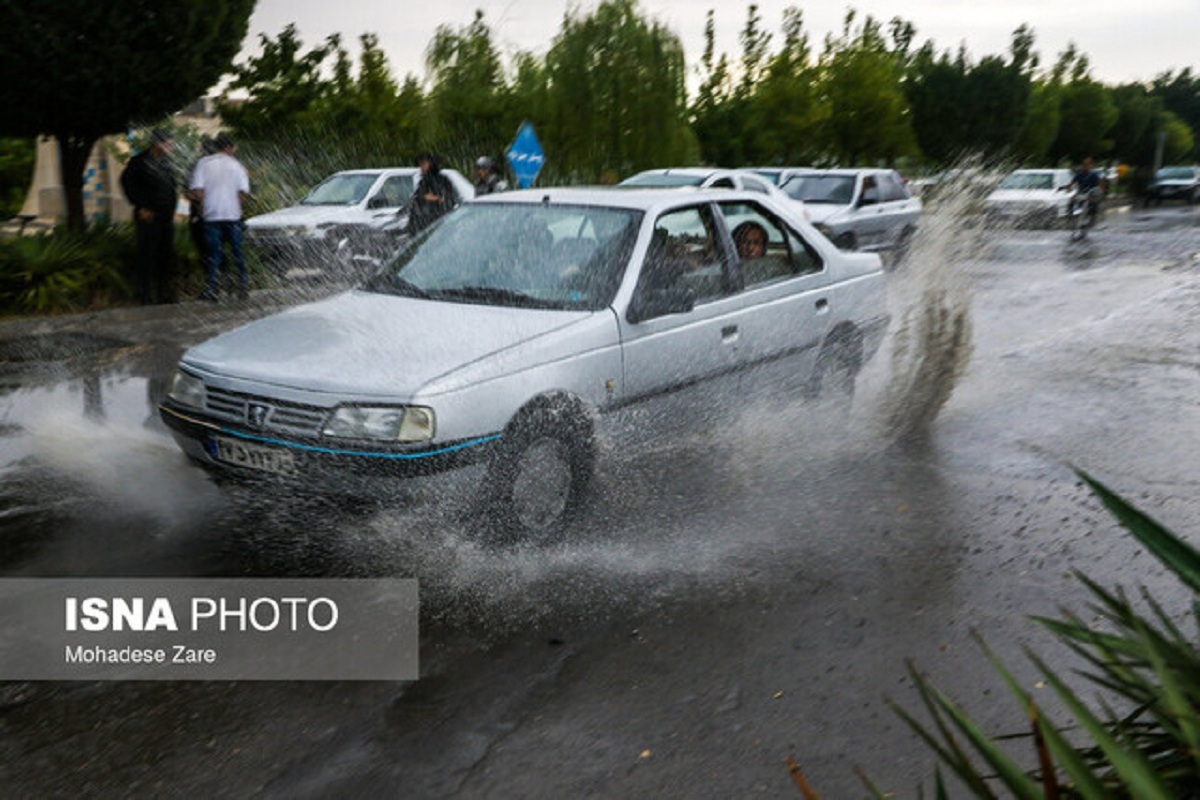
top-left (243, 0), bottom-right (1198, 88)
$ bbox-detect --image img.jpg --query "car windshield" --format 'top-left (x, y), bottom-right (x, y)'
top-left (999, 172), bottom-right (1054, 190)
top-left (302, 173), bottom-right (381, 205)
top-left (1156, 167), bottom-right (1196, 180)
top-left (364, 203), bottom-right (642, 310)
top-left (780, 175), bottom-right (856, 204)
top-left (620, 173), bottom-right (706, 187)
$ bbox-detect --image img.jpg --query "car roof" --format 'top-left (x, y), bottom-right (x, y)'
top-left (471, 185), bottom-right (784, 213)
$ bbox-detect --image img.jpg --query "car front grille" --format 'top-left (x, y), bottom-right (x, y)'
top-left (204, 386), bottom-right (329, 436)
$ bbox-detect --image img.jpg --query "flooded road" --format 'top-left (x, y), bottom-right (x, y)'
top-left (2, 205), bottom-right (1200, 797)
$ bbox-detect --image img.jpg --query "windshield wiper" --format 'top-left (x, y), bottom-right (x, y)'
top-left (363, 274), bottom-right (430, 298)
top-left (431, 285), bottom-right (555, 308)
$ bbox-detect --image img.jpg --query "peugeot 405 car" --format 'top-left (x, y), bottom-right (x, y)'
top-left (161, 187), bottom-right (889, 540)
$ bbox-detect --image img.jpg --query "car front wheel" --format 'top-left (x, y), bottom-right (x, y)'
top-left (484, 403), bottom-right (595, 544)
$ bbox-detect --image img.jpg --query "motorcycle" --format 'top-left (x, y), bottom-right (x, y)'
top-left (1067, 188), bottom-right (1102, 241)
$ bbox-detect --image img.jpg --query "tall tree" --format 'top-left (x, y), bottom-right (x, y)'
top-left (1049, 45), bottom-right (1118, 161)
top-left (544, 0), bottom-right (697, 179)
top-left (424, 10), bottom-right (508, 158)
top-left (818, 11), bottom-right (916, 164)
top-left (1150, 68), bottom-right (1200, 158)
top-left (220, 24), bottom-right (340, 139)
top-left (0, 1), bottom-right (254, 230)
top-left (746, 6), bottom-right (826, 165)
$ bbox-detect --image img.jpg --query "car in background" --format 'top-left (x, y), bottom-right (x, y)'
top-left (619, 167), bottom-right (781, 195)
top-left (161, 187), bottom-right (889, 541)
top-left (1145, 165), bottom-right (1200, 205)
top-left (778, 168), bottom-right (921, 252)
top-left (982, 168), bottom-right (1074, 227)
top-left (245, 167), bottom-right (475, 273)
top-left (751, 166), bottom-right (817, 186)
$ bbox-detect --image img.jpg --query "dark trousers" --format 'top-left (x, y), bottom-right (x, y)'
top-left (203, 220), bottom-right (247, 297)
top-left (134, 213), bottom-right (177, 304)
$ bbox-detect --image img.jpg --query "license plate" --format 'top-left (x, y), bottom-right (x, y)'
top-left (212, 436), bottom-right (298, 476)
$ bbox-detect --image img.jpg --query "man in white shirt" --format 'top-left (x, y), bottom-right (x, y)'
top-left (190, 134), bottom-right (251, 301)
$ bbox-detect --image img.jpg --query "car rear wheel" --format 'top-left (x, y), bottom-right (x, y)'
top-left (484, 404), bottom-right (595, 544)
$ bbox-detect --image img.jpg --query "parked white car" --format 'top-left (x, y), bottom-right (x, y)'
top-left (619, 167), bottom-right (782, 196)
top-left (161, 188), bottom-right (889, 540)
top-left (245, 167), bottom-right (475, 272)
top-left (778, 168), bottom-right (920, 252)
top-left (983, 168), bottom-right (1074, 227)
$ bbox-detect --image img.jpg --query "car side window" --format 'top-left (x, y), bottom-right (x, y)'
top-left (718, 201), bottom-right (824, 288)
top-left (878, 173), bottom-right (908, 202)
top-left (377, 176), bottom-right (413, 208)
top-left (638, 206), bottom-right (730, 305)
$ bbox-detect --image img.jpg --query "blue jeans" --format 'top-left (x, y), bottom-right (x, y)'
top-left (203, 220), bottom-right (247, 296)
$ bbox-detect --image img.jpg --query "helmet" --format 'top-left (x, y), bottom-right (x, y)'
top-left (475, 156), bottom-right (495, 171)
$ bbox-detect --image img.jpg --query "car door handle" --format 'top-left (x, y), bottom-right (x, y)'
top-left (815, 298), bottom-right (829, 313)
top-left (721, 325), bottom-right (739, 342)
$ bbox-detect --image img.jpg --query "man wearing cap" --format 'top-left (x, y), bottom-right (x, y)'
top-left (473, 156), bottom-right (508, 196)
top-left (190, 133), bottom-right (251, 301)
top-left (120, 129), bottom-right (178, 304)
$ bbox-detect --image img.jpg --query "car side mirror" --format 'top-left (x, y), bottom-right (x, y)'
top-left (627, 287), bottom-right (695, 324)
top-left (367, 195), bottom-right (390, 209)
top-left (858, 190), bottom-right (879, 207)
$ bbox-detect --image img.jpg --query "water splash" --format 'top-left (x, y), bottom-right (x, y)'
top-left (865, 164), bottom-right (991, 444)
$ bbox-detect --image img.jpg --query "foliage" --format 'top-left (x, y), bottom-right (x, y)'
top-left (542, 0), bottom-right (698, 180)
top-left (0, 137), bottom-right (36, 217)
top-left (0, 226), bottom-right (134, 314)
top-left (1151, 69), bottom-right (1200, 159)
top-left (424, 11), bottom-right (509, 155)
top-left (816, 11), bottom-right (917, 164)
top-left (0, 1), bottom-right (254, 231)
top-left (881, 470), bottom-right (1200, 798)
top-left (906, 27), bottom-right (1034, 163)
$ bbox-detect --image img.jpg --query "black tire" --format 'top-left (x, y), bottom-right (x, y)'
top-left (803, 329), bottom-right (863, 401)
top-left (484, 403), bottom-right (595, 544)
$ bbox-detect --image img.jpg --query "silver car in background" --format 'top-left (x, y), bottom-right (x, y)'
top-left (161, 188), bottom-right (889, 541)
top-left (779, 168), bottom-right (921, 252)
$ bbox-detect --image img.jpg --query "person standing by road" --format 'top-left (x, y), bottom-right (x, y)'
top-left (120, 129), bottom-right (178, 304)
top-left (185, 135), bottom-right (218, 275)
top-left (190, 134), bottom-right (250, 301)
top-left (473, 156), bottom-right (508, 195)
top-left (407, 152), bottom-right (457, 235)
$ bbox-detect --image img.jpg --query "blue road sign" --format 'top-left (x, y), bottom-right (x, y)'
top-left (506, 122), bottom-right (545, 189)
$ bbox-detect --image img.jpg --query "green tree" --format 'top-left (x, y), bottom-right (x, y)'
top-left (1014, 81), bottom-right (1061, 161)
top-left (691, 10), bottom-right (743, 166)
top-left (220, 24), bottom-right (341, 139)
top-left (543, 0), bottom-right (697, 180)
top-left (817, 11), bottom-right (916, 164)
top-left (1049, 48), bottom-right (1118, 161)
top-left (1109, 83), bottom-right (1163, 166)
top-left (424, 10), bottom-right (509, 159)
top-left (1150, 68), bottom-right (1200, 158)
top-left (0, 137), bottom-right (36, 217)
top-left (745, 6), bottom-right (826, 165)
top-left (0, 1), bottom-right (254, 230)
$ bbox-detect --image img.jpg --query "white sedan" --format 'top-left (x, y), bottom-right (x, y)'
top-left (161, 188), bottom-right (889, 540)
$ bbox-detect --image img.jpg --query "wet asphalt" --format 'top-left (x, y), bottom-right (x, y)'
top-left (2, 204), bottom-right (1200, 797)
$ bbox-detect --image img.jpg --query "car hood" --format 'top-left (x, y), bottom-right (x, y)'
top-left (181, 290), bottom-right (596, 398)
top-left (246, 205), bottom-right (366, 230)
top-left (986, 189), bottom-right (1061, 204)
top-left (803, 204), bottom-right (851, 224)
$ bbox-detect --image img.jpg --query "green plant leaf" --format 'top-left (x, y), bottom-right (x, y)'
top-left (1076, 469), bottom-right (1200, 592)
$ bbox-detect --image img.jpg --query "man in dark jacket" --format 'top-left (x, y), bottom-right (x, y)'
top-left (407, 152), bottom-right (457, 235)
top-left (120, 129), bottom-right (178, 304)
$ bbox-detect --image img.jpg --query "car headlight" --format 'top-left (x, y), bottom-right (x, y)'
top-left (166, 370), bottom-right (205, 410)
top-left (322, 406), bottom-right (436, 442)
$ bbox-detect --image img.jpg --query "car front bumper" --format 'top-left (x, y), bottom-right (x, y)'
top-left (160, 401), bottom-right (502, 487)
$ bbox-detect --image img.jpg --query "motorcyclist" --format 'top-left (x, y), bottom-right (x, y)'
top-left (1065, 156), bottom-right (1106, 223)
top-left (473, 156), bottom-right (509, 196)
